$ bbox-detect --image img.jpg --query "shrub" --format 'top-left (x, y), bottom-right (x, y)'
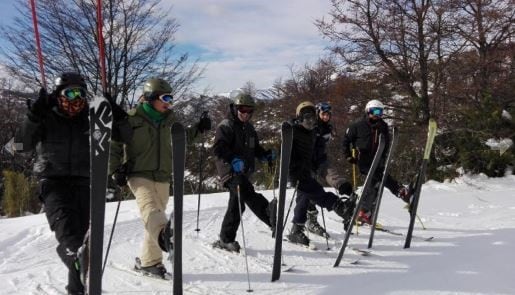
top-left (1, 170), bottom-right (39, 217)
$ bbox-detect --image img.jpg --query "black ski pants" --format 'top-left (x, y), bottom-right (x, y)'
top-left (359, 167), bottom-right (402, 212)
top-left (40, 177), bottom-right (90, 294)
top-left (293, 177), bottom-right (338, 224)
top-left (220, 175), bottom-right (271, 243)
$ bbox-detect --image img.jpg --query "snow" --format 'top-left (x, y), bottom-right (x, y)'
top-left (1, 174), bottom-right (515, 294)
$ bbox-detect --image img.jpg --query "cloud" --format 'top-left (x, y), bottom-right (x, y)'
top-left (163, 0), bottom-right (332, 94)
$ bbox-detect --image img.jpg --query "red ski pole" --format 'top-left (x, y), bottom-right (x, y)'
top-left (29, 0), bottom-right (46, 88)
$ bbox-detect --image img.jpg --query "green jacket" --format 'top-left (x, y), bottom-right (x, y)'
top-left (109, 103), bottom-right (175, 182)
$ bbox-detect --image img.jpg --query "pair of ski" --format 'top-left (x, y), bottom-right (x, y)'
top-left (86, 95), bottom-right (184, 294)
top-left (270, 121), bottom-right (368, 281)
top-left (333, 120), bottom-right (437, 267)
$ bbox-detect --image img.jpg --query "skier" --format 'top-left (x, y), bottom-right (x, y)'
top-left (15, 72), bottom-right (90, 295)
top-left (212, 93), bottom-right (277, 253)
top-left (108, 78), bottom-right (211, 278)
top-left (305, 102), bottom-right (353, 238)
top-left (287, 101), bottom-right (355, 246)
top-left (342, 99), bottom-right (411, 225)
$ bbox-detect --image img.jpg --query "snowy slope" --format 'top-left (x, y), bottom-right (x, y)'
top-left (1, 174), bottom-right (515, 295)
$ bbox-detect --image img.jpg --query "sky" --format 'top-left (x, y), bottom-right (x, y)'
top-left (1, 174), bottom-right (515, 294)
top-left (0, 0), bottom-right (334, 95)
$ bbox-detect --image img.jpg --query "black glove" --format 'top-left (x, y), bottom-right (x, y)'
top-left (347, 156), bottom-right (357, 165)
top-left (111, 163), bottom-right (128, 187)
top-left (112, 171), bottom-right (127, 187)
top-left (106, 177), bottom-right (121, 200)
top-left (104, 92), bottom-right (128, 122)
top-left (196, 111), bottom-right (212, 134)
top-left (338, 182), bottom-right (353, 196)
top-left (29, 88), bottom-right (56, 120)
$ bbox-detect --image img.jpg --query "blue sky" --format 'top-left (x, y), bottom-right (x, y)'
top-left (0, 0), bottom-right (333, 94)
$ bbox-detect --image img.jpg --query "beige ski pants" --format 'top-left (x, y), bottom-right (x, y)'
top-left (128, 177), bottom-right (170, 267)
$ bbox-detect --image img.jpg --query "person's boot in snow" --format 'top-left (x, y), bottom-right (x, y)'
top-left (134, 257), bottom-right (168, 279)
top-left (306, 210), bottom-right (329, 238)
top-left (332, 196), bottom-right (355, 225)
top-left (287, 223), bottom-right (310, 246)
top-left (356, 209), bottom-right (372, 225)
top-left (212, 239), bottom-right (241, 253)
top-left (158, 220), bottom-right (173, 252)
top-left (397, 186), bottom-right (413, 204)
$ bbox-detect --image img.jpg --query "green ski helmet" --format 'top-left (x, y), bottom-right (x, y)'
top-left (233, 93), bottom-right (256, 108)
top-left (143, 78), bottom-right (172, 101)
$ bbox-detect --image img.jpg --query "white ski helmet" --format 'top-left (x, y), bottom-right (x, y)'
top-left (365, 99), bottom-right (385, 114)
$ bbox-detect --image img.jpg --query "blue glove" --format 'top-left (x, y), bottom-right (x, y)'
top-left (231, 157), bottom-right (244, 173)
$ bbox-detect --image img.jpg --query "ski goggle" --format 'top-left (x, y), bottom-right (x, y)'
top-left (301, 111), bottom-right (316, 121)
top-left (60, 87), bottom-right (87, 100)
top-left (158, 93), bottom-right (174, 104)
top-left (368, 107), bottom-right (384, 116)
top-left (237, 106), bottom-right (254, 114)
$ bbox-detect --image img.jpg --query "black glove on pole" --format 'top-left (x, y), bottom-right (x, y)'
top-left (29, 88), bottom-right (55, 120)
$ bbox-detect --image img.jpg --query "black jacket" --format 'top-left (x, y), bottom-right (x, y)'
top-left (16, 106), bottom-right (90, 179)
top-left (213, 104), bottom-right (267, 184)
top-left (342, 115), bottom-right (389, 173)
top-left (289, 119), bottom-right (317, 184)
top-left (312, 120), bottom-right (333, 171)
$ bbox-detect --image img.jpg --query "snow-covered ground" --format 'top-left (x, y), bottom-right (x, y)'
top-left (1, 174), bottom-right (515, 294)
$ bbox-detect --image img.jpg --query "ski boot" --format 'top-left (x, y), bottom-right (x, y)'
top-left (287, 223), bottom-right (310, 246)
top-left (76, 234), bottom-right (89, 286)
top-left (306, 210), bottom-right (329, 238)
top-left (212, 239), bottom-right (241, 253)
top-left (158, 220), bottom-right (173, 252)
top-left (332, 196), bottom-right (355, 225)
top-left (356, 209), bottom-right (372, 225)
top-left (134, 257), bottom-right (169, 279)
top-left (397, 185), bottom-right (413, 204)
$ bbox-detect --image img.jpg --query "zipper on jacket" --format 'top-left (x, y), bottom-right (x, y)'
top-left (68, 120), bottom-right (73, 175)
top-left (372, 128), bottom-right (378, 154)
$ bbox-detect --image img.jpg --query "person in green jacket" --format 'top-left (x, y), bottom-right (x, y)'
top-left (109, 78), bottom-right (211, 279)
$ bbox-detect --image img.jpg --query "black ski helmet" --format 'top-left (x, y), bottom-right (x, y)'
top-left (54, 72), bottom-right (87, 92)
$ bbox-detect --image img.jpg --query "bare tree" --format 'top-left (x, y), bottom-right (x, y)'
top-left (316, 0), bottom-right (460, 124)
top-left (448, 0), bottom-right (515, 102)
top-left (0, 0), bottom-right (203, 107)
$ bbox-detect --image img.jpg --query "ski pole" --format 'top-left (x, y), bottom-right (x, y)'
top-left (102, 197), bottom-right (121, 275)
top-left (416, 214), bottom-right (427, 230)
top-left (236, 184), bottom-right (253, 292)
top-left (195, 131), bottom-right (204, 233)
top-left (403, 204), bottom-right (427, 230)
top-left (282, 181), bottom-right (299, 230)
top-left (320, 207), bottom-right (330, 250)
top-left (29, 0), bottom-right (46, 88)
top-left (96, 0), bottom-right (107, 92)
